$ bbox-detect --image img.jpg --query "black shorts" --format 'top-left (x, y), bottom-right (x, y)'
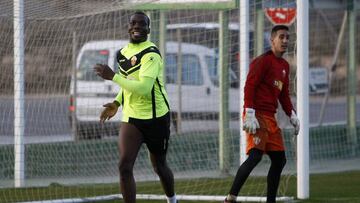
top-left (128, 112), bottom-right (170, 155)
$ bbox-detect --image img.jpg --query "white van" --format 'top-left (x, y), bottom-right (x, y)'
top-left (69, 40), bottom-right (239, 139)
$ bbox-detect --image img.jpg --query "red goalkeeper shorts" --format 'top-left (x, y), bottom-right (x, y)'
top-left (245, 113), bottom-right (285, 154)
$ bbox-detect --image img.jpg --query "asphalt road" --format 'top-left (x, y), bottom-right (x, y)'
top-left (0, 95), bottom-right (359, 144)
top-left (0, 95), bottom-right (72, 143)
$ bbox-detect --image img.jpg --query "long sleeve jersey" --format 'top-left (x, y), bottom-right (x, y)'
top-left (244, 50), bottom-right (294, 117)
top-left (112, 41), bottom-right (170, 121)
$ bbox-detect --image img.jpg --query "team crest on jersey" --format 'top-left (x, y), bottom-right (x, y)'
top-left (282, 69), bottom-right (286, 78)
top-left (131, 56), bottom-right (137, 66)
top-left (253, 136), bottom-right (261, 145)
top-left (274, 80), bottom-right (283, 91)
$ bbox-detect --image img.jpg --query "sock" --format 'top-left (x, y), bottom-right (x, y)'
top-left (167, 194), bottom-right (177, 203)
top-left (226, 194), bottom-right (237, 201)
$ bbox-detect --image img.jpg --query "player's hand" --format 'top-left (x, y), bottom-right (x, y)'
top-left (100, 102), bottom-right (118, 123)
top-left (243, 108), bottom-right (260, 134)
top-left (290, 110), bottom-right (300, 135)
top-left (94, 64), bottom-right (115, 80)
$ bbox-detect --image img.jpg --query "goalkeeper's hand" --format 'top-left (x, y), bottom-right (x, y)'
top-left (100, 101), bottom-right (119, 123)
top-left (290, 110), bottom-right (300, 135)
top-left (243, 108), bottom-right (260, 134)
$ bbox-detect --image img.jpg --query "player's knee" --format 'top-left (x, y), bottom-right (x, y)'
top-left (269, 152), bottom-right (286, 169)
top-left (249, 154), bottom-right (262, 166)
top-left (152, 161), bottom-right (167, 175)
top-left (272, 156), bottom-right (286, 171)
top-left (118, 161), bottom-right (133, 177)
top-left (152, 165), bottom-right (160, 175)
top-left (279, 156), bottom-right (286, 168)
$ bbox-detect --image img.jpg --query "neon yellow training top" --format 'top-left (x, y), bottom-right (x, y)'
top-left (112, 41), bottom-right (170, 122)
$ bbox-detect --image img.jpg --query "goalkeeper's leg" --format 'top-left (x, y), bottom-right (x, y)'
top-left (266, 151), bottom-right (286, 203)
top-left (227, 148), bottom-right (263, 198)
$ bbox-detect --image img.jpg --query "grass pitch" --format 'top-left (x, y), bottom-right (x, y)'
top-left (1, 171), bottom-right (359, 203)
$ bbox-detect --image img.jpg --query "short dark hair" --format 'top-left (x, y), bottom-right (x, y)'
top-left (130, 11), bottom-right (150, 27)
top-left (271, 25), bottom-right (289, 38)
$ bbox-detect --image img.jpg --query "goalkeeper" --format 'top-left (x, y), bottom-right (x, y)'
top-left (94, 11), bottom-right (177, 203)
top-left (224, 25), bottom-right (300, 203)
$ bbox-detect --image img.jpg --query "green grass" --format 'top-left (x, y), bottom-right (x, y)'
top-left (1, 171), bottom-right (360, 203)
top-left (297, 171), bottom-right (360, 203)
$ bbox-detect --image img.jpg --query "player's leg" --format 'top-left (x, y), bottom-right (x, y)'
top-left (225, 114), bottom-right (268, 202)
top-left (149, 152), bottom-right (175, 199)
top-left (266, 151), bottom-right (286, 203)
top-left (225, 148), bottom-right (263, 202)
top-left (263, 116), bottom-right (286, 203)
top-left (118, 122), bottom-right (143, 203)
top-left (145, 113), bottom-right (176, 202)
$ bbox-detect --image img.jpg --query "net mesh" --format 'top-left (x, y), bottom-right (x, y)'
top-left (1, 0), bottom-right (360, 202)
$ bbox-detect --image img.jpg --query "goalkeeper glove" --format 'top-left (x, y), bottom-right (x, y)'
top-left (100, 101), bottom-right (119, 123)
top-left (243, 108), bottom-right (260, 134)
top-left (290, 110), bottom-right (300, 135)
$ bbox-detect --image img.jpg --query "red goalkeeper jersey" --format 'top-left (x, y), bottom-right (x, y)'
top-left (244, 50), bottom-right (294, 117)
